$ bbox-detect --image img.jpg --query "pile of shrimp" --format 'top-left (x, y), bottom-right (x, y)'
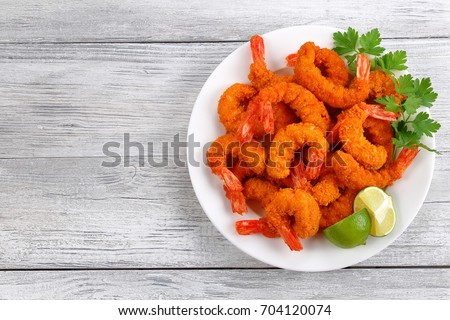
top-left (207, 35), bottom-right (419, 251)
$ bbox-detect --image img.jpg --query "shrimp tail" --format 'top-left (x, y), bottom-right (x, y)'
top-left (226, 188), bottom-right (248, 214)
top-left (304, 148), bottom-right (325, 180)
top-left (290, 161), bottom-right (307, 188)
top-left (237, 101), bottom-right (259, 144)
top-left (286, 53), bottom-right (298, 67)
top-left (250, 35), bottom-right (265, 66)
top-left (362, 103), bottom-right (397, 122)
top-left (326, 120), bottom-right (341, 145)
top-left (396, 146), bottom-right (420, 168)
top-left (356, 54), bottom-right (370, 81)
top-left (279, 224), bottom-right (303, 251)
top-left (260, 101), bottom-right (275, 134)
top-left (216, 166), bottom-right (243, 192)
top-left (236, 220), bottom-right (264, 235)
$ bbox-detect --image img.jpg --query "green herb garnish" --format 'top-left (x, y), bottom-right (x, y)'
top-left (333, 27), bottom-right (441, 155)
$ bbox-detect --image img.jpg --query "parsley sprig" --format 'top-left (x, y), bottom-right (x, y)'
top-left (332, 27), bottom-right (441, 155)
top-left (333, 27), bottom-right (407, 75)
top-left (375, 75), bottom-right (440, 153)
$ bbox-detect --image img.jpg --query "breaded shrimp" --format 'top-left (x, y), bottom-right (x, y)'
top-left (294, 42), bottom-right (370, 109)
top-left (265, 188), bottom-right (321, 250)
top-left (207, 134), bottom-right (266, 214)
top-left (287, 47), bottom-right (351, 86)
top-left (363, 117), bottom-right (395, 164)
top-left (339, 103), bottom-right (393, 169)
top-left (319, 188), bottom-right (358, 229)
top-left (272, 102), bottom-right (299, 133)
top-left (238, 81), bottom-right (331, 143)
top-left (332, 147), bottom-right (419, 190)
top-left (248, 35), bottom-right (293, 90)
top-left (242, 177), bottom-right (279, 208)
top-left (267, 122), bottom-right (328, 180)
top-left (218, 83), bottom-right (259, 134)
top-left (236, 178), bottom-right (280, 238)
top-left (288, 161), bottom-right (340, 206)
top-left (368, 70), bottom-right (397, 100)
top-left (310, 172), bottom-right (341, 206)
top-left (240, 35), bottom-right (295, 137)
top-left (327, 103), bottom-right (397, 145)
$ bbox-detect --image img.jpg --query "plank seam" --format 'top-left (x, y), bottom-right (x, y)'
top-left (0, 36), bottom-right (448, 45)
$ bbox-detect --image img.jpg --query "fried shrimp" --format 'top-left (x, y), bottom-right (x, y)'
top-left (332, 147), bottom-right (419, 190)
top-left (310, 172), bottom-right (341, 206)
top-left (287, 47), bottom-right (350, 86)
top-left (235, 178), bottom-right (280, 238)
top-left (267, 122), bottom-right (328, 180)
top-left (242, 177), bottom-right (279, 208)
top-left (207, 134), bottom-right (266, 214)
top-left (294, 42), bottom-right (370, 109)
top-left (338, 103), bottom-right (397, 169)
top-left (272, 102), bottom-right (299, 133)
top-left (363, 117), bottom-right (395, 163)
top-left (265, 188), bottom-right (321, 250)
top-left (238, 35), bottom-right (296, 140)
top-left (319, 188), bottom-right (358, 229)
top-left (368, 70), bottom-right (397, 100)
top-left (248, 35), bottom-right (293, 90)
top-left (218, 83), bottom-right (260, 134)
top-left (288, 162), bottom-right (340, 206)
top-left (238, 81), bottom-right (330, 143)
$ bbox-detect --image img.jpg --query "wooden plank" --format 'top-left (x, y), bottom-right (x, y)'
top-left (0, 269), bottom-right (448, 299)
top-left (0, 38), bottom-right (449, 158)
top-left (0, 0), bottom-right (449, 43)
top-left (0, 157), bottom-right (448, 269)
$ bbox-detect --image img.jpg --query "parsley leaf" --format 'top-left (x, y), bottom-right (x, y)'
top-left (377, 50), bottom-right (408, 75)
top-left (375, 96), bottom-right (400, 112)
top-left (359, 29), bottom-right (385, 56)
top-left (392, 129), bottom-right (420, 149)
top-left (394, 74), bottom-right (415, 95)
top-left (403, 96), bottom-right (423, 115)
top-left (333, 27), bottom-right (359, 55)
top-left (413, 77), bottom-right (438, 107)
top-left (411, 112), bottom-right (441, 137)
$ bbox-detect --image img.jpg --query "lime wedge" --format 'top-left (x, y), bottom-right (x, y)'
top-left (354, 186), bottom-right (396, 237)
top-left (323, 209), bottom-right (371, 248)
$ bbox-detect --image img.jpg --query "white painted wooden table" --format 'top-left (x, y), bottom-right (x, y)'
top-left (0, 0), bottom-right (449, 299)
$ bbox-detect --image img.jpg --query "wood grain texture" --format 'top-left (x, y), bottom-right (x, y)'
top-left (0, 0), bottom-right (449, 43)
top-left (0, 0), bottom-right (449, 300)
top-left (0, 269), bottom-right (448, 299)
top-left (0, 39), bottom-right (448, 158)
top-left (0, 157), bottom-right (448, 269)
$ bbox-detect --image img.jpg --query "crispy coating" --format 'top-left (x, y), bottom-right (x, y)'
top-left (272, 102), bottom-right (299, 133)
top-left (332, 148), bottom-right (419, 190)
top-left (311, 172), bottom-right (341, 206)
top-left (265, 188), bottom-right (321, 239)
top-left (363, 117), bottom-right (395, 164)
top-left (339, 103), bottom-right (388, 169)
top-left (206, 134), bottom-right (267, 214)
top-left (267, 122), bottom-right (328, 179)
top-left (368, 70), bottom-right (397, 99)
top-left (287, 48), bottom-right (350, 86)
top-left (314, 48), bottom-right (351, 87)
top-left (248, 35), bottom-right (293, 90)
top-left (206, 133), bottom-right (265, 176)
top-left (253, 81), bottom-right (331, 133)
top-left (243, 177), bottom-right (279, 208)
top-left (294, 42), bottom-right (370, 109)
top-left (218, 83), bottom-right (258, 134)
top-left (319, 189), bottom-right (358, 229)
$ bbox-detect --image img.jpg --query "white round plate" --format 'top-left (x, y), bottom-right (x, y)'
top-left (187, 26), bottom-right (435, 271)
